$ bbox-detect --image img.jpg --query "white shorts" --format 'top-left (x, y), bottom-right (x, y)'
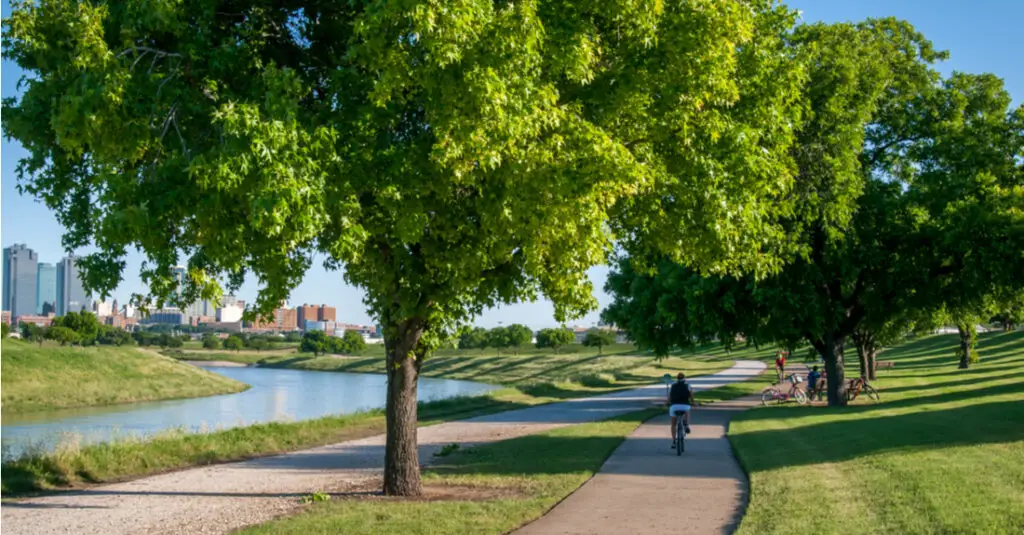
top-left (669, 404), bottom-right (691, 416)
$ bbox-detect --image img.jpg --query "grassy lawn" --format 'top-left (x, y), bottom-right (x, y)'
top-left (0, 340), bottom-right (248, 414)
top-left (255, 341), bottom-right (780, 393)
top-left (238, 409), bottom-right (660, 535)
top-left (2, 344), bottom-right (765, 495)
top-left (730, 330), bottom-right (1024, 535)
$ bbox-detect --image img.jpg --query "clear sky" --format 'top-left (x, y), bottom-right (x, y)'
top-left (2, 0), bottom-right (1021, 328)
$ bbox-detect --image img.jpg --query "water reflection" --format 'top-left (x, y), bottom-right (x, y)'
top-left (1, 366), bottom-right (498, 459)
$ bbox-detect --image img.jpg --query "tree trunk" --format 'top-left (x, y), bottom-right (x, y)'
top-left (383, 318), bottom-right (425, 496)
top-left (956, 323), bottom-right (974, 369)
top-left (819, 335), bottom-right (848, 406)
top-left (851, 331), bottom-right (878, 381)
top-left (854, 341), bottom-right (869, 381)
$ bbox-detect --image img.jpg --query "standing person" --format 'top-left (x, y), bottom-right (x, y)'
top-left (775, 351), bottom-right (787, 383)
top-left (807, 366), bottom-right (822, 401)
top-left (667, 373), bottom-right (694, 447)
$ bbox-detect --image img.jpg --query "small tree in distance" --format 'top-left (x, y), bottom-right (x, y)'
top-left (300, 331), bottom-right (328, 356)
top-left (506, 324), bottom-right (534, 355)
top-left (46, 326), bottom-right (80, 346)
top-left (536, 327), bottom-right (576, 354)
top-left (487, 327), bottom-right (510, 356)
top-left (223, 335), bottom-right (244, 352)
top-left (340, 330), bottom-right (367, 355)
top-left (21, 323), bottom-right (46, 346)
top-left (582, 328), bottom-right (616, 355)
top-left (202, 334), bottom-right (220, 350)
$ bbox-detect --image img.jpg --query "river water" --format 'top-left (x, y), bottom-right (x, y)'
top-left (0, 365), bottom-right (498, 460)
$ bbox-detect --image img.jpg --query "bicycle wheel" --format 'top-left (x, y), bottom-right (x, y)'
top-left (861, 384), bottom-right (880, 402)
top-left (761, 388), bottom-right (779, 406)
top-left (793, 389), bottom-right (808, 405)
top-left (676, 420), bottom-right (684, 456)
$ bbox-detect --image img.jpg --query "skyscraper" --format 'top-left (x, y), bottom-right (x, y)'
top-left (56, 255), bottom-right (92, 316)
top-left (36, 263), bottom-right (57, 314)
top-left (3, 244), bottom-right (39, 319)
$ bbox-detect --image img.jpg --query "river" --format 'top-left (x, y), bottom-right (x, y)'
top-left (0, 365), bottom-right (499, 460)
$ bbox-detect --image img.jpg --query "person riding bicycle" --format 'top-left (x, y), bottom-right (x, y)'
top-left (774, 351), bottom-right (787, 383)
top-left (667, 372), bottom-right (694, 447)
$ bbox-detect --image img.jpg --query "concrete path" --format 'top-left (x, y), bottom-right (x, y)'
top-left (516, 385), bottom-right (766, 534)
top-left (1, 361), bottom-right (764, 535)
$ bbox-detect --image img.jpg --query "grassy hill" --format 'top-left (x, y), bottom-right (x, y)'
top-left (730, 330), bottom-right (1024, 535)
top-left (170, 342), bottom-right (779, 394)
top-left (1, 340), bottom-right (248, 413)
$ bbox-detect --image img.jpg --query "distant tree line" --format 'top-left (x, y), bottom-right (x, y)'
top-left (298, 330), bottom-right (368, 356)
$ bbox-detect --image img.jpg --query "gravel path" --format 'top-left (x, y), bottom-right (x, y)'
top-left (1, 361), bottom-right (764, 535)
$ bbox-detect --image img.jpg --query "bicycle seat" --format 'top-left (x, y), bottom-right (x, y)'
top-left (673, 410), bottom-right (687, 416)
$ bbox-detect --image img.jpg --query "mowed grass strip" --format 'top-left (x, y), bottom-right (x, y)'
top-left (238, 409), bottom-right (661, 535)
top-left (251, 342), bottom-right (775, 391)
top-left (730, 330), bottom-right (1024, 535)
top-left (0, 340), bottom-right (247, 414)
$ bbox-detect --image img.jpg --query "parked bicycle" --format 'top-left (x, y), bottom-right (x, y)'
top-left (846, 377), bottom-right (880, 402)
top-left (761, 374), bottom-right (808, 405)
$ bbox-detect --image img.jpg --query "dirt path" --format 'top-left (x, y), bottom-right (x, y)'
top-left (0, 361), bottom-right (764, 535)
top-left (515, 396), bottom-right (764, 534)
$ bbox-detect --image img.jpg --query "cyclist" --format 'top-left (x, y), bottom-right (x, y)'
top-left (667, 372), bottom-right (694, 447)
top-left (774, 351), bottom-right (787, 383)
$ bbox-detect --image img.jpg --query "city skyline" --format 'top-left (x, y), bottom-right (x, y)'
top-left (2, 0), bottom-right (1021, 329)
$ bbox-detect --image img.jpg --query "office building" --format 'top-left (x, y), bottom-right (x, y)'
top-left (3, 244), bottom-right (39, 319)
top-left (56, 255), bottom-right (92, 316)
top-left (94, 300), bottom-right (114, 317)
top-left (217, 303), bottom-right (244, 323)
top-left (36, 262), bottom-right (57, 314)
top-left (317, 304), bottom-right (336, 323)
top-left (296, 303), bottom-right (315, 327)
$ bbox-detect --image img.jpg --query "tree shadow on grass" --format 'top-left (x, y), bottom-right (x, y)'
top-left (731, 397), bottom-right (1024, 473)
top-left (880, 369), bottom-right (1024, 394)
top-left (519, 354), bottom-right (609, 382)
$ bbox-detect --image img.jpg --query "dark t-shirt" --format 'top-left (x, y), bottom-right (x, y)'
top-left (669, 381), bottom-right (693, 405)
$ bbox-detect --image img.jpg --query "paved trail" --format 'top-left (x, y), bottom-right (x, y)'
top-left (515, 396), bottom-right (762, 535)
top-left (1, 361), bottom-right (764, 535)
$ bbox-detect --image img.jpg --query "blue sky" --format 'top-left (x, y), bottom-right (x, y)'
top-left (2, 0), bottom-right (1022, 328)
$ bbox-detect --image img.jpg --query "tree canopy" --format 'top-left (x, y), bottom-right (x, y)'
top-left (535, 327), bottom-right (575, 353)
top-left (604, 20), bottom-right (1024, 405)
top-left (582, 328), bottom-right (616, 354)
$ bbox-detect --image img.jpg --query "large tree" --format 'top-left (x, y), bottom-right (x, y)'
top-left (606, 19), bottom-right (949, 406)
top-left (605, 33), bottom-right (1024, 404)
top-left (3, 0), bottom-right (804, 495)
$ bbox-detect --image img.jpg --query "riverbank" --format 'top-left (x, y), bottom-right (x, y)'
top-left (0, 340), bottom-right (248, 414)
top-left (729, 331), bottom-right (1024, 534)
top-left (1, 356), bottom-right (768, 496)
top-left (171, 342), bottom-right (779, 393)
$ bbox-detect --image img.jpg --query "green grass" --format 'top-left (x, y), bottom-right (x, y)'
top-left (730, 330), bottom-right (1024, 535)
top-left (0, 388), bottom-right (551, 495)
top-left (255, 342), bottom-right (767, 392)
top-left (1, 340), bottom-right (766, 495)
top-left (0, 340), bottom-right (248, 413)
top-left (238, 409), bottom-right (660, 535)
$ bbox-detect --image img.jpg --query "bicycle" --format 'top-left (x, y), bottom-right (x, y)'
top-left (673, 408), bottom-right (687, 455)
top-left (761, 374), bottom-right (808, 406)
top-left (846, 377), bottom-right (880, 403)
